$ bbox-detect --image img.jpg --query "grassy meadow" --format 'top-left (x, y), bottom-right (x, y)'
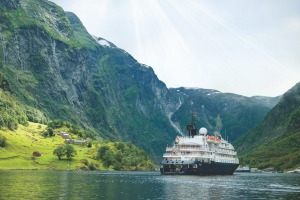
top-left (0, 122), bottom-right (107, 170)
top-left (0, 122), bottom-right (155, 171)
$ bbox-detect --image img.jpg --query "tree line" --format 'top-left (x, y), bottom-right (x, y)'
top-left (97, 142), bottom-right (155, 170)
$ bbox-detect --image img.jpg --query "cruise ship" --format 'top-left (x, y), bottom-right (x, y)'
top-left (160, 120), bottom-right (239, 175)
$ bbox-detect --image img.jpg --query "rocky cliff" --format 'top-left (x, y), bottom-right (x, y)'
top-left (0, 0), bottom-right (279, 161)
top-left (0, 0), bottom-right (177, 161)
top-left (167, 87), bottom-right (279, 141)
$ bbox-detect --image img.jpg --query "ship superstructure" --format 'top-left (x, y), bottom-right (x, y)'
top-left (160, 119), bottom-right (239, 175)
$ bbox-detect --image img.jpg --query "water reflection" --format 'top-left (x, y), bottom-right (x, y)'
top-left (0, 171), bottom-right (299, 200)
top-left (160, 175), bottom-right (236, 200)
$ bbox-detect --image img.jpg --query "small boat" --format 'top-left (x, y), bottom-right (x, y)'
top-left (287, 167), bottom-right (300, 173)
top-left (235, 166), bottom-right (250, 172)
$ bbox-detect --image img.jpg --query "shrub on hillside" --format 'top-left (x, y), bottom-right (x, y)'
top-left (86, 141), bottom-right (92, 148)
top-left (0, 135), bottom-right (6, 147)
top-left (53, 145), bottom-right (65, 160)
top-left (47, 127), bottom-right (54, 137)
top-left (47, 119), bottom-right (65, 129)
top-left (97, 142), bottom-right (155, 170)
top-left (53, 144), bottom-right (77, 160)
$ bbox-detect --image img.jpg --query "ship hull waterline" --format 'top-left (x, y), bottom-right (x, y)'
top-left (160, 161), bottom-right (239, 175)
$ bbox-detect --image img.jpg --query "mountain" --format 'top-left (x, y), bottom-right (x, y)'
top-left (0, 0), bottom-right (178, 161)
top-left (0, 0), bottom-right (279, 162)
top-left (235, 82), bottom-right (300, 170)
top-left (167, 87), bottom-right (279, 142)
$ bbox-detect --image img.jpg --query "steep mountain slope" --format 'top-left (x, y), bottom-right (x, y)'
top-left (0, 0), bottom-right (176, 161)
top-left (0, 79), bottom-right (46, 131)
top-left (168, 87), bottom-right (279, 142)
top-left (0, 0), bottom-right (280, 162)
top-left (235, 82), bottom-right (300, 170)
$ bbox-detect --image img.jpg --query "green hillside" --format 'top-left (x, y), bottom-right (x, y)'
top-left (169, 88), bottom-right (278, 142)
top-left (0, 0), bottom-right (178, 162)
top-left (0, 0), bottom-right (291, 168)
top-left (0, 86), bottom-right (154, 170)
top-left (0, 122), bottom-right (155, 170)
top-left (235, 82), bottom-right (300, 171)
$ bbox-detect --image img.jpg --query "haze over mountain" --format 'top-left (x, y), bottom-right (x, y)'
top-left (235, 82), bottom-right (300, 170)
top-left (168, 87), bottom-right (280, 142)
top-left (2, 0), bottom-right (299, 170)
top-left (50, 0), bottom-right (300, 97)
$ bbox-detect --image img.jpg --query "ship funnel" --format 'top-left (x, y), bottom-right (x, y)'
top-left (199, 127), bottom-right (207, 136)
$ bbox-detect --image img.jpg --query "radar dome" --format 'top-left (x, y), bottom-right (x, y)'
top-left (199, 127), bottom-right (207, 135)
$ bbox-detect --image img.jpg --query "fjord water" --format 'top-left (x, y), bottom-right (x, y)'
top-left (0, 171), bottom-right (299, 200)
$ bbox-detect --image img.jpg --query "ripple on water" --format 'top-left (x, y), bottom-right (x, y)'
top-left (0, 171), bottom-right (299, 200)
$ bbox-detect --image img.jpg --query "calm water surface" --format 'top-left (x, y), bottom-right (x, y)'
top-left (0, 170), bottom-right (299, 200)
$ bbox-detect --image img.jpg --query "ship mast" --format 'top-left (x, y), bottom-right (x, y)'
top-left (186, 112), bottom-right (197, 138)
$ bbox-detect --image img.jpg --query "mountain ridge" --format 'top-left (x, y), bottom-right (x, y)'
top-left (0, 0), bottom-right (178, 161)
top-left (235, 82), bottom-right (300, 170)
top-left (167, 87), bottom-right (279, 142)
top-left (0, 0), bottom-right (283, 163)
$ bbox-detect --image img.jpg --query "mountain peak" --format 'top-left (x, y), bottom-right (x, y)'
top-left (92, 35), bottom-right (116, 48)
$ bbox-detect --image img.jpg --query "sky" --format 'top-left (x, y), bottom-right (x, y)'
top-left (50, 0), bottom-right (300, 97)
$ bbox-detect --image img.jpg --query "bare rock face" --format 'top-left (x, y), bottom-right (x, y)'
top-left (0, 0), bottom-right (20, 11)
top-left (0, 0), bottom-right (280, 161)
top-left (0, 0), bottom-right (177, 161)
top-left (167, 87), bottom-right (280, 141)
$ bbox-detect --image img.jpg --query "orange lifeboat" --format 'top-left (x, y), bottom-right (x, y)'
top-left (206, 136), bottom-right (220, 142)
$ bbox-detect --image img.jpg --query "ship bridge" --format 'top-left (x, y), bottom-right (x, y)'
top-left (178, 135), bottom-right (205, 146)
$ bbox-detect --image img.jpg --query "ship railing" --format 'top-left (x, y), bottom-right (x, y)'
top-left (166, 146), bottom-right (206, 152)
top-left (166, 147), bottom-right (174, 151)
top-left (163, 153), bottom-right (214, 158)
top-left (163, 153), bottom-right (180, 157)
top-left (165, 147), bottom-right (237, 155)
top-left (217, 151), bottom-right (237, 155)
top-left (211, 149), bottom-right (237, 155)
top-left (181, 147), bottom-right (205, 151)
top-left (212, 158), bottom-right (240, 164)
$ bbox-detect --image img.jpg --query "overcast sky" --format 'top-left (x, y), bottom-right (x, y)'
top-left (50, 0), bottom-right (300, 97)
